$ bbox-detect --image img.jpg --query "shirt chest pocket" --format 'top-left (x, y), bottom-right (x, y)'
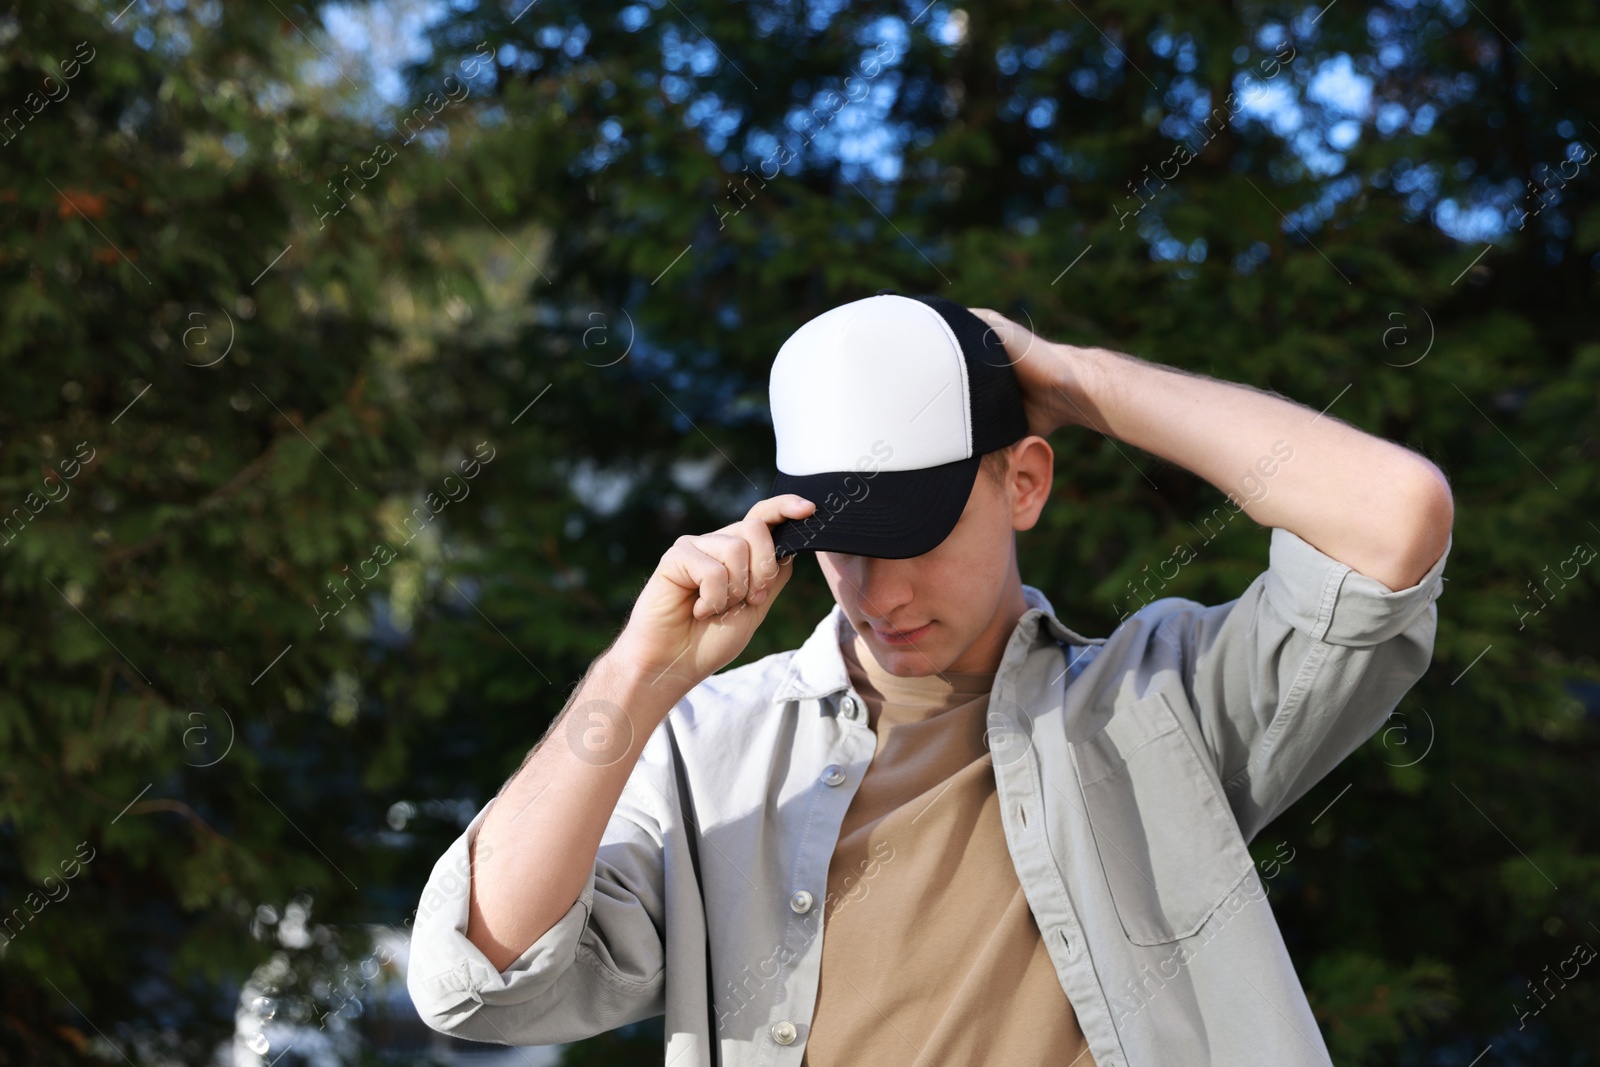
top-left (1071, 690), bottom-right (1255, 946)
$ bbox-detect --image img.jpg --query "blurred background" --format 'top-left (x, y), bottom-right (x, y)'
top-left (1, 0), bottom-right (1597, 1063)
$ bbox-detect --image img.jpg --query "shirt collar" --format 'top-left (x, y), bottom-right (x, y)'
top-left (772, 584), bottom-right (1104, 704)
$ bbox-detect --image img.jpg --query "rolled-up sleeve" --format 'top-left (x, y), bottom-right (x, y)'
top-left (1144, 526), bottom-right (1450, 843)
top-left (405, 763), bottom-right (671, 1045)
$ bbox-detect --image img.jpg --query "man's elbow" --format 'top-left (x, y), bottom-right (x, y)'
top-left (1381, 458), bottom-right (1454, 590)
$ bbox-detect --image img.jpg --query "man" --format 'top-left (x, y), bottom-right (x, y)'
top-left (407, 292), bottom-right (1453, 1066)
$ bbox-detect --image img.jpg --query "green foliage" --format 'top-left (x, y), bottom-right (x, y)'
top-left (1307, 951), bottom-right (1457, 1060)
top-left (0, 0), bottom-right (1596, 1064)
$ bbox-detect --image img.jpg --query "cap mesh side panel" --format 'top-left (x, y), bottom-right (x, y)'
top-left (914, 295), bottom-right (1029, 453)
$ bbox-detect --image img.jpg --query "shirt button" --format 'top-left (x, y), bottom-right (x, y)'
top-left (840, 695), bottom-right (860, 719)
top-left (820, 764), bottom-right (846, 787)
top-left (770, 1020), bottom-right (798, 1045)
top-left (789, 890), bottom-right (814, 914)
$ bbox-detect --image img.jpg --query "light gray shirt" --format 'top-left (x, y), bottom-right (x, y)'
top-left (407, 526), bottom-right (1449, 1065)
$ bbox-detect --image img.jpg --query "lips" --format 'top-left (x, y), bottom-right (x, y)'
top-left (872, 621), bottom-right (933, 645)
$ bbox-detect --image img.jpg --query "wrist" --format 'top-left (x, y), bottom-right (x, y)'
top-left (1045, 342), bottom-right (1104, 433)
top-left (594, 639), bottom-right (693, 720)
top-left (546, 646), bottom-right (684, 770)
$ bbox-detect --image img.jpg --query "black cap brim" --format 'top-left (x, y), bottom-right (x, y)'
top-left (770, 455), bottom-right (979, 560)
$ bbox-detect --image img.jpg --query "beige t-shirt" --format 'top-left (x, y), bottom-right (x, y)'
top-left (801, 630), bottom-right (1096, 1066)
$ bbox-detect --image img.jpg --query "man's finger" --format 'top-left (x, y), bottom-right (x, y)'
top-left (741, 494), bottom-right (812, 597)
top-left (744, 493), bottom-right (815, 529)
top-left (695, 532), bottom-right (753, 604)
top-left (730, 515), bottom-right (782, 603)
top-left (971, 307), bottom-right (1042, 367)
top-left (661, 541), bottom-right (731, 618)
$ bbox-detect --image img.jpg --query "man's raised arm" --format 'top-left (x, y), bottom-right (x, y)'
top-left (464, 493), bottom-right (815, 971)
top-left (973, 308), bottom-right (1453, 591)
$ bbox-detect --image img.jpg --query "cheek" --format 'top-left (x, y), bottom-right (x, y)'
top-left (935, 559), bottom-right (1000, 618)
top-left (817, 556), bottom-right (855, 610)
top-left (925, 512), bottom-right (1012, 619)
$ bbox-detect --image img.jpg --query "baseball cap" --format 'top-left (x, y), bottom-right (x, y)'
top-left (768, 290), bottom-right (1029, 560)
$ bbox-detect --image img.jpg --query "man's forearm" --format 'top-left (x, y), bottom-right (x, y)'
top-left (1057, 345), bottom-right (1453, 590)
top-left (465, 648), bottom-right (684, 973)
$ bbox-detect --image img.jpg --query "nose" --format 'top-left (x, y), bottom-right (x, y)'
top-left (844, 555), bottom-right (915, 623)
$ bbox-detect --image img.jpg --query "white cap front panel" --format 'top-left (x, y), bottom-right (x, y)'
top-left (769, 295), bottom-right (973, 476)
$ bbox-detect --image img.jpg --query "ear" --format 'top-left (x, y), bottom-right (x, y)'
top-left (1007, 436), bottom-right (1054, 532)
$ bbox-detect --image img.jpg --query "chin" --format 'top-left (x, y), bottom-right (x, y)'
top-left (864, 637), bottom-right (951, 677)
